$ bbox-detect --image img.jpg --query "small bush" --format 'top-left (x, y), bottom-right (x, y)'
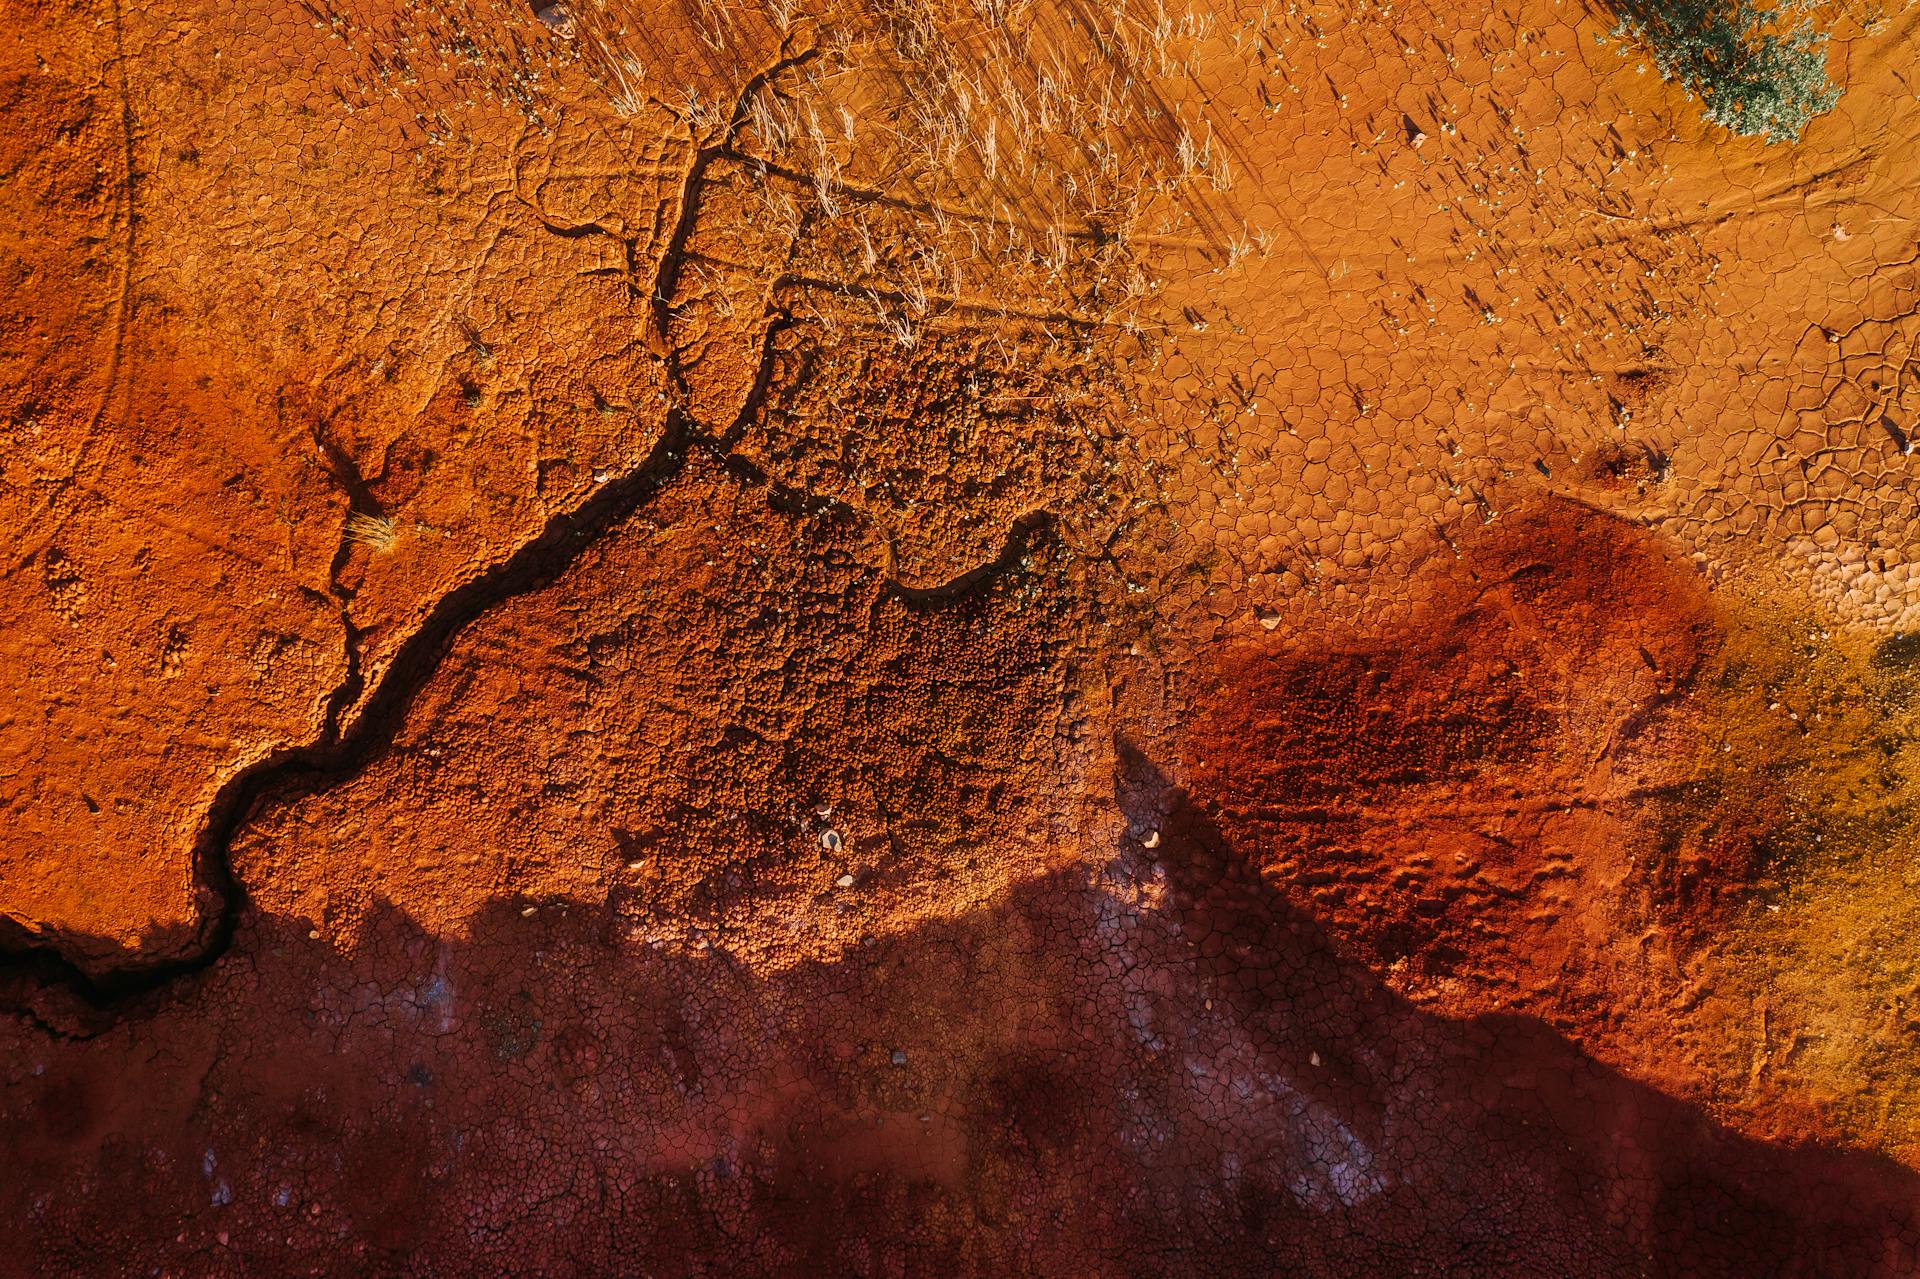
top-left (1608, 0), bottom-right (1841, 143)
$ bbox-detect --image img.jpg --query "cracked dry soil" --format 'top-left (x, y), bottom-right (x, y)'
top-left (9, 0), bottom-right (1920, 1272)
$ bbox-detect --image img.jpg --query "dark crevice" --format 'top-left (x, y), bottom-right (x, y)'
top-left (652, 40), bottom-right (821, 347)
top-left (887, 510), bottom-right (1055, 605)
top-left (312, 419), bottom-right (384, 598)
top-left (703, 430), bottom-right (1059, 601)
top-left (0, 409), bottom-right (696, 1015)
top-left (311, 422), bottom-right (385, 520)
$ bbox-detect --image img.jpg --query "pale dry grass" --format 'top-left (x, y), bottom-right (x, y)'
top-left (345, 512), bottom-right (398, 552)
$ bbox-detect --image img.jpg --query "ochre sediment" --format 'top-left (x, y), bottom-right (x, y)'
top-left (8, 0), bottom-right (1920, 1270)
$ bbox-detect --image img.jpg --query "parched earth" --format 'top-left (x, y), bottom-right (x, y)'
top-left (7, 0), bottom-right (1920, 1272)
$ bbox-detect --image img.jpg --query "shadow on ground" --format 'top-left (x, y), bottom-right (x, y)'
top-left (4, 739), bottom-right (1914, 1277)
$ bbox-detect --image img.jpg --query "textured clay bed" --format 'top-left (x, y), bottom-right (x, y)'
top-left (6, 0), bottom-right (1920, 1272)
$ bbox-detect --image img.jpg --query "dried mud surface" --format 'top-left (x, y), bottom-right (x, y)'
top-left (8, 0), bottom-right (1920, 1271)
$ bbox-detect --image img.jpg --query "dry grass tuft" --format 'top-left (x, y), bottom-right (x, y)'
top-left (345, 512), bottom-right (399, 552)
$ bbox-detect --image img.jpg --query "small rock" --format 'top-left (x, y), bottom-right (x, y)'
top-left (891, 1049), bottom-right (907, 1066)
top-left (1142, 829), bottom-right (1161, 849)
top-left (820, 829), bottom-right (843, 853)
top-left (834, 873), bottom-right (855, 888)
top-left (521, 906), bottom-right (538, 917)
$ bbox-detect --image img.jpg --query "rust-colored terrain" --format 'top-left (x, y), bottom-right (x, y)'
top-left (8, 0), bottom-right (1920, 1271)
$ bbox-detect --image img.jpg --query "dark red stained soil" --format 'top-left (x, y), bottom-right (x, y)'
top-left (1190, 500), bottom-right (1723, 1032)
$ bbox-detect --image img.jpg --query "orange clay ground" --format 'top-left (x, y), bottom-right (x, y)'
top-left (7, 0), bottom-right (1920, 1271)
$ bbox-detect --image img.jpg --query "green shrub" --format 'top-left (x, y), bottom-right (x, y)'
top-left (1608, 0), bottom-right (1842, 142)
